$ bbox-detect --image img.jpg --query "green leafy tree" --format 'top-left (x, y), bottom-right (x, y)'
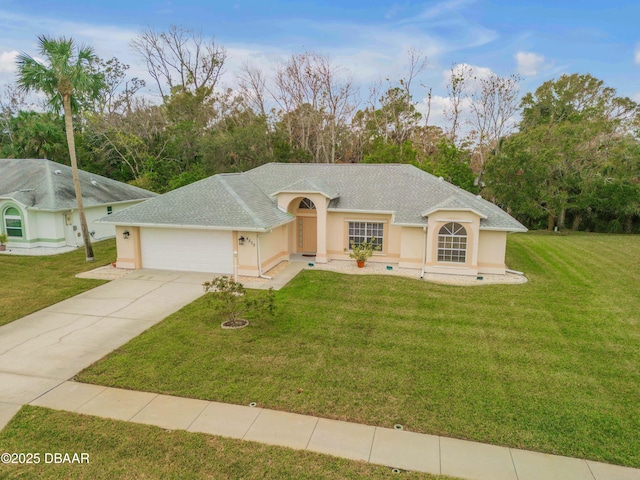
top-left (17, 36), bottom-right (105, 261)
top-left (0, 111), bottom-right (68, 161)
top-left (415, 139), bottom-right (477, 193)
top-left (486, 73), bottom-right (640, 231)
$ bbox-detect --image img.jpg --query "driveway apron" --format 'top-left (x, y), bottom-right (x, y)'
top-left (0, 269), bottom-right (210, 421)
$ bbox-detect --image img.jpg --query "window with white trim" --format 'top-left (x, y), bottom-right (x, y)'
top-left (437, 222), bottom-right (467, 263)
top-left (4, 206), bottom-right (23, 238)
top-left (347, 222), bottom-right (384, 250)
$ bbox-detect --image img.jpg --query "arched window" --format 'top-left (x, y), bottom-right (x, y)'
top-left (4, 206), bottom-right (23, 238)
top-left (437, 222), bottom-right (467, 263)
top-left (298, 198), bottom-right (316, 210)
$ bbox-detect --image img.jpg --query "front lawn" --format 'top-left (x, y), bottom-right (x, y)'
top-left (78, 233), bottom-right (640, 467)
top-left (0, 406), bottom-right (449, 479)
top-left (0, 240), bottom-right (116, 327)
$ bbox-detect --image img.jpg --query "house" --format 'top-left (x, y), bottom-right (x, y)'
top-left (102, 163), bottom-right (526, 277)
top-left (0, 158), bottom-right (156, 250)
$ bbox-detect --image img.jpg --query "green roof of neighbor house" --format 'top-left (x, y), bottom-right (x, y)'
top-left (0, 158), bottom-right (157, 210)
top-left (102, 163), bottom-right (527, 232)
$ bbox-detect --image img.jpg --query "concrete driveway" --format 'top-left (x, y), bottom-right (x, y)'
top-left (0, 269), bottom-right (211, 427)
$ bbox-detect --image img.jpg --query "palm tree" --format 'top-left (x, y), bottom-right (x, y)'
top-left (16, 36), bottom-right (104, 261)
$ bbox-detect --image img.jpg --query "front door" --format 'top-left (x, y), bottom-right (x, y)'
top-left (297, 216), bottom-right (317, 253)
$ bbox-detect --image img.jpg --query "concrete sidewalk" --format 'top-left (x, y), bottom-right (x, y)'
top-left (26, 381), bottom-right (640, 480)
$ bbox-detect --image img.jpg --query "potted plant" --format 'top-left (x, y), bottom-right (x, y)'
top-left (348, 237), bottom-right (381, 268)
top-left (0, 233), bottom-right (7, 252)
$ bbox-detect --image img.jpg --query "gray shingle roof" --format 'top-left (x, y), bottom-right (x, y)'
top-left (103, 173), bottom-right (293, 230)
top-left (247, 163), bottom-right (526, 231)
top-left (103, 163), bottom-right (526, 232)
top-left (0, 158), bottom-right (156, 210)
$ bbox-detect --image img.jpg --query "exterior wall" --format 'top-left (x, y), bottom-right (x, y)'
top-left (325, 211), bottom-right (404, 264)
top-left (70, 202), bottom-right (142, 246)
top-left (399, 226), bottom-right (425, 269)
top-left (115, 226), bottom-right (141, 269)
top-left (0, 201), bottom-right (66, 248)
top-left (424, 210), bottom-right (482, 276)
top-left (234, 225), bottom-right (289, 277)
top-left (277, 193), bottom-right (329, 263)
top-left (477, 230), bottom-right (508, 274)
top-left (0, 200), bottom-right (145, 249)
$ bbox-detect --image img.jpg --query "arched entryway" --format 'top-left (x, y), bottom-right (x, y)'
top-left (294, 197), bottom-right (317, 254)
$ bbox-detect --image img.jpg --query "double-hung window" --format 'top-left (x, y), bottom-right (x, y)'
top-left (347, 221), bottom-right (384, 250)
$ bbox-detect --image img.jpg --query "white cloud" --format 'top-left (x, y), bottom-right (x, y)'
top-left (439, 63), bottom-right (496, 95)
top-left (635, 45), bottom-right (640, 65)
top-left (515, 51), bottom-right (545, 76)
top-left (0, 50), bottom-right (18, 73)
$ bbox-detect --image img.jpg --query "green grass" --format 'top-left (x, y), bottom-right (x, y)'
top-left (0, 239), bottom-right (116, 326)
top-left (0, 406), bottom-right (451, 479)
top-left (78, 233), bottom-right (640, 467)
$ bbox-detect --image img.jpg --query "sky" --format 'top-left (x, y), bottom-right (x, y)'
top-left (0, 0), bottom-right (638, 127)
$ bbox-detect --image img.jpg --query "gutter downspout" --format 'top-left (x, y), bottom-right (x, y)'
top-left (420, 225), bottom-right (427, 279)
top-left (257, 230), bottom-right (273, 279)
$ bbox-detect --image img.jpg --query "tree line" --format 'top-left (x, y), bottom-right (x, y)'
top-left (2, 26), bottom-right (639, 233)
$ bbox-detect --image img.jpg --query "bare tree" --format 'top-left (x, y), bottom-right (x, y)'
top-left (361, 49), bottom-right (428, 145)
top-left (444, 64), bottom-right (520, 183)
top-left (238, 63), bottom-right (268, 117)
top-left (467, 71), bottom-right (521, 183)
top-left (444, 63), bottom-right (472, 144)
top-left (271, 52), bottom-right (357, 163)
top-left (131, 25), bottom-right (226, 99)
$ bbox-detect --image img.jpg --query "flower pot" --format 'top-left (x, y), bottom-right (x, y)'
top-left (356, 260), bottom-right (365, 268)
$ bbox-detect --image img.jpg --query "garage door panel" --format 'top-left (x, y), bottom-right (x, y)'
top-left (140, 228), bottom-right (233, 273)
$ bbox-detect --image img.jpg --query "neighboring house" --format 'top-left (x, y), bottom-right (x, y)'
top-left (102, 163), bottom-right (527, 277)
top-left (0, 158), bottom-right (157, 249)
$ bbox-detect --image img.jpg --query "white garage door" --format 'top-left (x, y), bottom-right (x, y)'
top-left (140, 228), bottom-right (234, 273)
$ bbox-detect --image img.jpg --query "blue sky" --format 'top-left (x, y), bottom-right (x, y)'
top-left (0, 0), bottom-right (638, 126)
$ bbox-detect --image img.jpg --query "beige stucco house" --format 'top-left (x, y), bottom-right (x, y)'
top-left (102, 163), bottom-right (526, 277)
top-left (0, 158), bottom-right (156, 250)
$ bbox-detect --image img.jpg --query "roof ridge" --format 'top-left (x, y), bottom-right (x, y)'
top-left (217, 174), bottom-right (267, 229)
top-left (42, 159), bottom-right (57, 209)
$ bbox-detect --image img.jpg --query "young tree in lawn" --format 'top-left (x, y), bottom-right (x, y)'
top-left (16, 36), bottom-right (105, 261)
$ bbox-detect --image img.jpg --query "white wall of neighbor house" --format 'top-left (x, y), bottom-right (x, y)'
top-left (68, 203), bottom-right (141, 245)
top-left (0, 201), bottom-right (145, 249)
